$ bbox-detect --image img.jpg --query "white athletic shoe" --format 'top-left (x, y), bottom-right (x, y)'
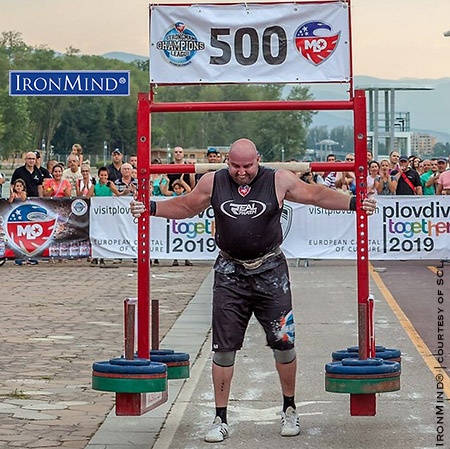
top-left (205, 416), bottom-right (229, 442)
top-left (280, 406), bottom-right (300, 437)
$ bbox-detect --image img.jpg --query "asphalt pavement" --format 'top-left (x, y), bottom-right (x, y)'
top-left (87, 259), bottom-right (448, 449)
top-left (1, 258), bottom-right (448, 449)
top-left (0, 259), bottom-right (212, 449)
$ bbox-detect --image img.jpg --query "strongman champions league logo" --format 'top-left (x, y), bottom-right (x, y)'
top-left (156, 17), bottom-right (340, 68)
top-left (156, 21), bottom-right (205, 66)
top-left (294, 20), bottom-right (340, 65)
top-left (6, 204), bottom-right (57, 256)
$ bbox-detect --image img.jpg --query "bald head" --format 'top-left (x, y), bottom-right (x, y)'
top-left (173, 146), bottom-right (185, 163)
top-left (24, 151), bottom-right (37, 169)
top-left (228, 138), bottom-right (258, 160)
top-left (121, 163), bottom-right (132, 172)
top-left (227, 138), bottom-right (260, 186)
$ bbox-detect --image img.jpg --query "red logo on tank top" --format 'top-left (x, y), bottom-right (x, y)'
top-left (238, 185), bottom-right (251, 197)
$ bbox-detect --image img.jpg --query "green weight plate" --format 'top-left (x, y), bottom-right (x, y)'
top-left (325, 376), bottom-right (400, 394)
top-left (92, 375), bottom-right (167, 393)
top-left (167, 364), bottom-right (190, 380)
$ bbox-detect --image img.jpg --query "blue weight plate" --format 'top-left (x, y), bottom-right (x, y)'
top-left (93, 360), bottom-right (167, 375)
top-left (347, 345), bottom-right (386, 353)
top-left (377, 349), bottom-right (401, 358)
top-left (325, 360), bottom-right (400, 375)
top-left (109, 357), bottom-right (151, 366)
top-left (333, 348), bottom-right (401, 360)
top-left (150, 352), bottom-right (190, 363)
top-left (150, 349), bottom-right (175, 355)
top-left (341, 358), bottom-right (383, 366)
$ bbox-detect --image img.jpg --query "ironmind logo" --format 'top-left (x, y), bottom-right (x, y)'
top-left (9, 70), bottom-right (130, 96)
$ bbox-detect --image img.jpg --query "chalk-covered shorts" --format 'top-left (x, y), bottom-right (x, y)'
top-left (212, 253), bottom-right (295, 352)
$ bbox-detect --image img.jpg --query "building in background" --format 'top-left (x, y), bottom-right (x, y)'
top-left (358, 84), bottom-right (434, 160)
top-left (410, 133), bottom-right (438, 158)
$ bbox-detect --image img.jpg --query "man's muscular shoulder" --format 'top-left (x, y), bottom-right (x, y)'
top-left (275, 169), bottom-right (299, 201)
top-left (193, 171), bottom-right (215, 201)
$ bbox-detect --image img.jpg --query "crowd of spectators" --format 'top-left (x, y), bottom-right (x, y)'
top-left (300, 150), bottom-right (450, 196)
top-left (2, 144), bottom-right (221, 267)
top-left (148, 146), bottom-right (224, 266)
top-left (0, 146), bottom-right (133, 266)
top-left (2, 143), bottom-right (449, 265)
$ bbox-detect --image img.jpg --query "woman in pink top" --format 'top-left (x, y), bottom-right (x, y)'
top-left (43, 164), bottom-right (72, 197)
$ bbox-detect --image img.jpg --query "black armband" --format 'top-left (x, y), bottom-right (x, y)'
top-left (349, 196), bottom-right (357, 212)
top-left (150, 200), bottom-right (157, 216)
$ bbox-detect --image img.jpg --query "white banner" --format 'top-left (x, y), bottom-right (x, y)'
top-left (89, 197), bottom-right (217, 259)
top-left (149, 2), bottom-right (351, 84)
top-left (89, 197), bottom-right (138, 258)
top-left (89, 196), bottom-right (450, 260)
top-left (374, 196), bottom-right (450, 260)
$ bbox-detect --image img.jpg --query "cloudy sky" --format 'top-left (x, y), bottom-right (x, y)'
top-left (1, 0), bottom-right (450, 80)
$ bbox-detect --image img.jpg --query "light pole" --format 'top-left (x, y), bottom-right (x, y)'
top-left (103, 141), bottom-right (108, 165)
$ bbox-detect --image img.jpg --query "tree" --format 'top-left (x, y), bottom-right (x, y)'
top-left (0, 94), bottom-right (32, 157)
top-left (306, 126), bottom-right (330, 150)
top-left (0, 31), bottom-right (320, 162)
top-left (0, 31), bottom-right (30, 64)
top-left (133, 59), bottom-right (149, 72)
top-left (432, 142), bottom-right (450, 157)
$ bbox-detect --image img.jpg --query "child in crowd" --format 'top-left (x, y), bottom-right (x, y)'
top-left (8, 179), bottom-right (27, 203)
top-left (160, 175), bottom-right (191, 197)
top-left (87, 167), bottom-right (119, 267)
top-left (87, 167), bottom-right (120, 198)
top-left (8, 180), bottom-right (38, 265)
top-left (160, 174), bottom-right (193, 266)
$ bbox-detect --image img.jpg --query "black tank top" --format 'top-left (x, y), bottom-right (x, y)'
top-left (211, 166), bottom-right (282, 260)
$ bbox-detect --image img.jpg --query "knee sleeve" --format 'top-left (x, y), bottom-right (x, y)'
top-left (213, 351), bottom-right (236, 367)
top-left (273, 348), bottom-right (296, 364)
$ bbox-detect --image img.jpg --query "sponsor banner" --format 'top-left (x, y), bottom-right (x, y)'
top-left (9, 70), bottom-right (130, 96)
top-left (283, 204), bottom-right (359, 259)
top-left (90, 197), bottom-right (144, 258)
top-left (0, 198), bottom-right (90, 259)
top-left (149, 2), bottom-right (350, 84)
top-left (378, 196), bottom-right (450, 259)
top-left (280, 197), bottom-right (450, 260)
top-left (89, 196), bottom-right (450, 261)
top-left (89, 197), bottom-right (216, 259)
top-left (3, 196), bottom-right (449, 260)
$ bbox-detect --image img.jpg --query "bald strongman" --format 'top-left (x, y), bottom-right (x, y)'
top-left (131, 138), bottom-right (376, 442)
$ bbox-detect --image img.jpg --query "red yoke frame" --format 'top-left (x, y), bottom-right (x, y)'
top-left (133, 0), bottom-right (373, 417)
top-left (135, 88), bottom-right (375, 415)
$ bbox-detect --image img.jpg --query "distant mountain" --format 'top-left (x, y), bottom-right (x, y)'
top-left (100, 53), bottom-right (450, 142)
top-left (102, 51), bottom-right (147, 63)
top-left (308, 76), bottom-right (450, 142)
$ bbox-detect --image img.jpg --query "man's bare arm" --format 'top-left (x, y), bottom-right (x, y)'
top-left (275, 170), bottom-right (376, 214)
top-left (131, 172), bottom-right (214, 219)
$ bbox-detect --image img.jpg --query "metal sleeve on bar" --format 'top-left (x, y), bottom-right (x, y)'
top-left (146, 162), bottom-right (355, 175)
top-left (191, 162), bottom-right (311, 174)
